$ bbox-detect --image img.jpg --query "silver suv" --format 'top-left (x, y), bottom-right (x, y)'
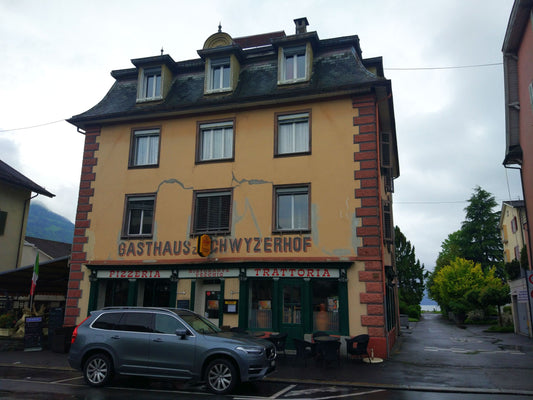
top-left (68, 307), bottom-right (276, 394)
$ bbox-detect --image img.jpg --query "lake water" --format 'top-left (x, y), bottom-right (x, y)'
top-left (421, 304), bottom-right (441, 312)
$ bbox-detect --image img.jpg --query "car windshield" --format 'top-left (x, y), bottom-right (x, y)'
top-left (177, 310), bottom-right (221, 335)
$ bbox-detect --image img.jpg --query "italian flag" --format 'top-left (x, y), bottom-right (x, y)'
top-left (30, 254), bottom-right (39, 296)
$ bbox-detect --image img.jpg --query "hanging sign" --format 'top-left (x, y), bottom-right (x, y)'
top-left (197, 235), bottom-right (212, 257)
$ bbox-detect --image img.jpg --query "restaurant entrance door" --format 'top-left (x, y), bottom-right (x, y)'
top-left (279, 279), bottom-right (305, 343)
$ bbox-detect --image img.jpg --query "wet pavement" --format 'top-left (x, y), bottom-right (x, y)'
top-left (0, 313), bottom-right (532, 396)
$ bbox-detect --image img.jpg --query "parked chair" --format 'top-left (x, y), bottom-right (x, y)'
top-left (316, 339), bottom-right (340, 367)
top-left (292, 338), bottom-right (315, 366)
top-left (267, 332), bottom-right (288, 357)
top-left (345, 334), bottom-right (371, 362)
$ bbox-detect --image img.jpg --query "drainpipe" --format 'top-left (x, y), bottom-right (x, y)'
top-left (16, 193), bottom-right (39, 268)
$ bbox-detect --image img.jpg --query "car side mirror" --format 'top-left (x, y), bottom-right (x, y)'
top-left (175, 329), bottom-right (188, 339)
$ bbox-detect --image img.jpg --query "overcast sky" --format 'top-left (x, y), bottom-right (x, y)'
top-left (0, 0), bottom-right (521, 271)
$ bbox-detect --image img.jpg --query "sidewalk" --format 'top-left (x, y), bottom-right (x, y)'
top-left (1, 314), bottom-right (532, 395)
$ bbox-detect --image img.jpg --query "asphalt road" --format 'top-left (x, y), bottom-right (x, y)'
top-left (1, 313), bottom-right (532, 399)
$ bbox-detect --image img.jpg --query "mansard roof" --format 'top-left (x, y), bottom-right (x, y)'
top-left (68, 30), bottom-right (391, 130)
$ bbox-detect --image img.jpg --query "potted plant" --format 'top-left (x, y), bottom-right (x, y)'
top-left (0, 312), bottom-right (17, 336)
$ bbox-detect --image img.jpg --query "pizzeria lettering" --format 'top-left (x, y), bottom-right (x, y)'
top-left (107, 270), bottom-right (161, 278)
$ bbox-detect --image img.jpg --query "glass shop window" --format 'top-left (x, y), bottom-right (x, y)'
top-left (249, 280), bottom-right (273, 330)
top-left (312, 280), bottom-right (339, 332)
top-left (104, 280), bottom-right (129, 307)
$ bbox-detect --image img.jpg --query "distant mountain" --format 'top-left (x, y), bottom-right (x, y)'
top-left (421, 289), bottom-right (438, 306)
top-left (27, 203), bottom-right (74, 244)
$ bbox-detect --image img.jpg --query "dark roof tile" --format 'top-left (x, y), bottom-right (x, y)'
top-left (0, 160), bottom-right (54, 197)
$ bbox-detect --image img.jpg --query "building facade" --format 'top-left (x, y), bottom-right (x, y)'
top-left (65, 19), bottom-right (400, 357)
top-left (503, 0), bottom-right (533, 271)
top-left (0, 160), bottom-right (54, 272)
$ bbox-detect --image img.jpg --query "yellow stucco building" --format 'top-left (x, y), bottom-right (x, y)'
top-left (65, 18), bottom-right (400, 357)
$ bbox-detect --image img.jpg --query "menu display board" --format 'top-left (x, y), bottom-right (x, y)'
top-left (24, 316), bottom-right (43, 352)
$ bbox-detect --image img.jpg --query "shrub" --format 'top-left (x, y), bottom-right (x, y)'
top-left (407, 304), bottom-right (421, 320)
top-left (0, 312), bottom-right (16, 329)
top-left (465, 309), bottom-right (486, 322)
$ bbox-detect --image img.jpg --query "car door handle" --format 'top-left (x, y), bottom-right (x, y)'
top-left (111, 335), bottom-right (120, 339)
top-left (152, 338), bottom-right (163, 342)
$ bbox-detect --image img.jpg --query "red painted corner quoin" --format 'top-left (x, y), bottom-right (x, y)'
top-left (352, 95), bottom-right (392, 356)
top-left (64, 128), bottom-right (100, 326)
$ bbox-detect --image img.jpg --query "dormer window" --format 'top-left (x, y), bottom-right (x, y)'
top-left (209, 57), bottom-right (231, 91)
top-left (142, 67), bottom-right (162, 99)
top-left (277, 42), bottom-right (314, 85)
top-left (132, 55), bottom-right (176, 103)
top-left (282, 46), bottom-right (307, 82)
top-left (199, 30), bottom-right (243, 95)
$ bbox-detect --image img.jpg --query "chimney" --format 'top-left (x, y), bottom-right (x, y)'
top-left (294, 17), bottom-right (309, 34)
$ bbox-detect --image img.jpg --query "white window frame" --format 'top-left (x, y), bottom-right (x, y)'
top-left (274, 185), bottom-right (310, 232)
top-left (280, 45), bottom-right (308, 84)
top-left (198, 121), bottom-right (234, 162)
top-left (124, 195), bottom-right (155, 238)
top-left (130, 128), bottom-right (160, 167)
top-left (276, 112), bottom-right (310, 155)
top-left (140, 67), bottom-right (162, 101)
top-left (207, 57), bottom-right (231, 92)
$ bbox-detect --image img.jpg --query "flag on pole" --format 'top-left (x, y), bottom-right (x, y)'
top-left (30, 253), bottom-right (39, 296)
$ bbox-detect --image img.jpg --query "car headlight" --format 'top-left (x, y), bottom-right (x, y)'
top-left (236, 346), bottom-right (264, 355)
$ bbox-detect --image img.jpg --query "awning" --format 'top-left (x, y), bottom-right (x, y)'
top-left (0, 256), bottom-right (70, 296)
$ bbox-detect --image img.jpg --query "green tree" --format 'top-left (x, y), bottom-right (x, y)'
top-left (429, 257), bottom-right (510, 323)
top-left (479, 283), bottom-right (510, 326)
top-left (394, 226), bottom-right (426, 309)
top-left (459, 186), bottom-right (503, 270)
top-left (436, 231), bottom-right (463, 270)
top-left (427, 231), bottom-right (462, 305)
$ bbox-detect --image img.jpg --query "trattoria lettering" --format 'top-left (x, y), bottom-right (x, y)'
top-left (118, 236), bottom-right (312, 257)
top-left (249, 268), bottom-right (332, 278)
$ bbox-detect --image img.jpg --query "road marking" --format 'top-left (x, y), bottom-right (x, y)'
top-left (234, 385), bottom-right (385, 400)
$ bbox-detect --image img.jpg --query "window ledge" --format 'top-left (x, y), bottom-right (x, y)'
top-left (128, 164), bottom-right (160, 169)
top-left (136, 96), bottom-right (163, 103)
top-left (191, 231), bottom-right (231, 237)
top-left (277, 78), bottom-right (309, 86)
top-left (272, 229), bottom-right (311, 235)
top-left (121, 234), bottom-right (154, 240)
top-left (204, 87), bottom-right (233, 95)
top-left (195, 158), bottom-right (234, 165)
top-left (274, 151), bottom-right (311, 158)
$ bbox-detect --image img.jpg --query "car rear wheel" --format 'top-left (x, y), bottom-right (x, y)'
top-left (205, 358), bottom-right (238, 395)
top-left (83, 353), bottom-right (113, 387)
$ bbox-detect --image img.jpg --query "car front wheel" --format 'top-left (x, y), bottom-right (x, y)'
top-left (83, 353), bottom-right (113, 387)
top-left (205, 358), bottom-right (238, 395)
